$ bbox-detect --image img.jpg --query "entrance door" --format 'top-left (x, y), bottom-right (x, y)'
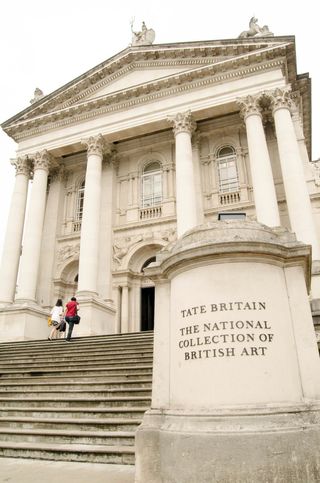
top-left (140, 287), bottom-right (155, 331)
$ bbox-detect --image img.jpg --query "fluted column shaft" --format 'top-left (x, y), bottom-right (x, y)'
top-left (0, 158), bottom-right (31, 304)
top-left (270, 89), bottom-right (320, 259)
top-left (169, 112), bottom-right (198, 237)
top-left (192, 132), bottom-right (205, 225)
top-left (238, 95), bottom-right (280, 226)
top-left (16, 151), bottom-right (52, 302)
top-left (77, 135), bottom-right (105, 295)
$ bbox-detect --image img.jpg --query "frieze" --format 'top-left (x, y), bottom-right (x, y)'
top-left (5, 56), bottom-right (285, 141)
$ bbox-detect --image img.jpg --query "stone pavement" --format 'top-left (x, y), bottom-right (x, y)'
top-left (0, 458), bottom-right (135, 483)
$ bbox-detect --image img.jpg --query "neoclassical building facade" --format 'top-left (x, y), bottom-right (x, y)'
top-left (1, 26), bottom-right (320, 340)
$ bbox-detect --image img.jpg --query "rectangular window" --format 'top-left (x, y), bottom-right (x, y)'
top-left (142, 172), bottom-right (162, 208)
top-left (218, 157), bottom-right (239, 193)
top-left (75, 188), bottom-right (85, 221)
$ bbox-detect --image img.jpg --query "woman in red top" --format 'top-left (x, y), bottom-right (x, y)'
top-left (65, 297), bottom-right (79, 341)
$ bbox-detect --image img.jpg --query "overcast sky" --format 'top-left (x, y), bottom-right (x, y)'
top-left (0, 0), bottom-right (318, 258)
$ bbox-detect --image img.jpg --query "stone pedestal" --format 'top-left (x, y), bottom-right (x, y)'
top-left (0, 304), bottom-right (50, 342)
top-left (74, 296), bottom-right (116, 337)
top-left (135, 220), bottom-right (320, 483)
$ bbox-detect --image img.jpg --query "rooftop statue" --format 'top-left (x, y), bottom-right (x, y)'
top-left (130, 19), bottom-right (155, 46)
top-left (30, 87), bottom-right (44, 104)
top-left (238, 17), bottom-right (274, 38)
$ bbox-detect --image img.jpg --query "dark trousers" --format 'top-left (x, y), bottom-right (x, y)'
top-left (65, 317), bottom-right (75, 340)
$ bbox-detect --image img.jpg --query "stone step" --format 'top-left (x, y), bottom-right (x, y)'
top-left (0, 341), bottom-right (153, 361)
top-left (0, 441), bottom-right (135, 464)
top-left (0, 373), bottom-right (152, 383)
top-left (0, 364), bottom-right (153, 378)
top-left (0, 428), bottom-right (135, 446)
top-left (0, 380), bottom-right (152, 391)
top-left (0, 406), bottom-right (148, 419)
top-left (0, 416), bottom-right (142, 431)
top-left (0, 333), bottom-right (153, 351)
top-left (0, 396), bottom-right (151, 408)
top-left (0, 348), bottom-right (154, 363)
top-left (0, 388), bottom-right (151, 398)
top-left (0, 352), bottom-right (152, 370)
top-left (0, 331), bottom-right (153, 464)
top-left (0, 356), bottom-right (153, 370)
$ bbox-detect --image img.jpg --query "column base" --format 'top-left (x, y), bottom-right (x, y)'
top-left (135, 404), bottom-right (320, 483)
top-left (0, 303), bottom-right (49, 342)
top-left (73, 295), bottom-right (116, 337)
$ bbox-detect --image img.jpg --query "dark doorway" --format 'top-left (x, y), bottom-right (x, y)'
top-left (141, 287), bottom-right (155, 331)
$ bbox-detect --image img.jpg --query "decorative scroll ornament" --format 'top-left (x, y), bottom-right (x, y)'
top-left (11, 156), bottom-right (32, 177)
top-left (267, 88), bottom-right (293, 113)
top-left (238, 17), bottom-right (274, 38)
top-left (130, 19), bottom-right (155, 46)
top-left (32, 149), bottom-right (55, 172)
top-left (237, 95), bottom-right (262, 120)
top-left (81, 134), bottom-right (107, 157)
top-left (168, 111), bottom-right (197, 136)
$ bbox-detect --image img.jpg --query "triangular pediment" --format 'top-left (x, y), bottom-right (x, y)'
top-left (2, 36), bottom-right (301, 141)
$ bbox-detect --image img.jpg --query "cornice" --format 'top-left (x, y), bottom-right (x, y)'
top-left (5, 55), bottom-right (286, 142)
top-left (2, 39), bottom-right (292, 132)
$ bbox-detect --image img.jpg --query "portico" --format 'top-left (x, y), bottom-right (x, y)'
top-left (1, 32), bottom-right (320, 341)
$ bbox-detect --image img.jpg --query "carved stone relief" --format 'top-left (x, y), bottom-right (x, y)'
top-left (113, 228), bottom-right (176, 268)
top-left (57, 243), bottom-right (80, 267)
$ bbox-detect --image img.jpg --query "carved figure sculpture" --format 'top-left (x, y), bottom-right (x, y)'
top-left (30, 87), bottom-right (44, 104)
top-left (238, 17), bottom-right (273, 38)
top-left (130, 19), bottom-right (155, 46)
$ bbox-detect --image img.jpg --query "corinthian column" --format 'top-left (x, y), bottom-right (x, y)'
top-left (237, 95), bottom-right (280, 226)
top-left (78, 134), bottom-right (108, 296)
top-left (269, 88), bottom-right (320, 259)
top-left (16, 150), bottom-right (52, 303)
top-left (168, 111), bottom-right (198, 237)
top-left (0, 157), bottom-right (31, 304)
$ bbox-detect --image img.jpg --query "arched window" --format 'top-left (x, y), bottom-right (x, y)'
top-left (141, 162), bottom-right (162, 208)
top-left (217, 146), bottom-right (239, 193)
top-left (75, 180), bottom-right (85, 222)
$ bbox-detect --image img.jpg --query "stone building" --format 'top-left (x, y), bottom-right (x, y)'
top-left (1, 21), bottom-right (320, 341)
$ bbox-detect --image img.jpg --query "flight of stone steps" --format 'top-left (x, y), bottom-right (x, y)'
top-left (0, 331), bottom-right (153, 464)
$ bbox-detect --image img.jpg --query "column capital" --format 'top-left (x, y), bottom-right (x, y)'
top-left (268, 88), bottom-right (293, 114)
top-left (82, 134), bottom-right (110, 157)
top-left (49, 164), bottom-right (66, 183)
top-left (237, 95), bottom-right (262, 120)
top-left (168, 111), bottom-right (196, 136)
top-left (11, 156), bottom-right (32, 177)
top-left (31, 150), bottom-right (55, 172)
top-left (102, 144), bottom-right (119, 170)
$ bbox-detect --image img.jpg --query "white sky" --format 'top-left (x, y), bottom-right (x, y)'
top-left (0, 0), bottom-right (318, 258)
